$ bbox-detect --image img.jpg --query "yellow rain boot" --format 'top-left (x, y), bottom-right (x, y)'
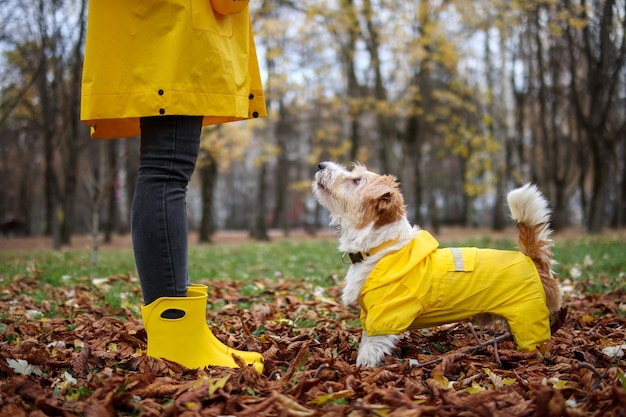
top-left (187, 283), bottom-right (264, 364)
top-left (141, 289), bottom-right (264, 372)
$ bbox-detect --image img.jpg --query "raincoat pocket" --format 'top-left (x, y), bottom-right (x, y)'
top-left (428, 247), bottom-right (477, 307)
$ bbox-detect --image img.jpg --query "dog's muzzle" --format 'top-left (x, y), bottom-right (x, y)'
top-left (314, 162), bottom-right (334, 193)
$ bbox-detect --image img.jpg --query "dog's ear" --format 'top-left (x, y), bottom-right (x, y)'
top-left (364, 175), bottom-right (406, 227)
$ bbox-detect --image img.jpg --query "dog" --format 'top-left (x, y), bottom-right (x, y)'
top-left (312, 161), bottom-right (562, 367)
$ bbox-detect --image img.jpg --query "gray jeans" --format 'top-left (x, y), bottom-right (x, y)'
top-left (131, 116), bottom-right (202, 305)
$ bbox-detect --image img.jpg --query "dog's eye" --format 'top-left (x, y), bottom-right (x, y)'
top-left (353, 178), bottom-right (362, 185)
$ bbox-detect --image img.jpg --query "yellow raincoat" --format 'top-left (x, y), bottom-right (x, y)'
top-left (359, 231), bottom-right (551, 351)
top-left (81, 0), bottom-right (266, 139)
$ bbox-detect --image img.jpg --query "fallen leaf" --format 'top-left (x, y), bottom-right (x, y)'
top-left (309, 389), bottom-right (353, 406)
top-left (208, 374), bottom-right (230, 396)
top-left (6, 358), bottom-right (44, 376)
top-left (602, 344), bottom-right (625, 359)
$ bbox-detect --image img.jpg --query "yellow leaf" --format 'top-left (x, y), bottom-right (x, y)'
top-left (208, 375), bottom-right (230, 396)
top-left (184, 401), bottom-right (197, 410)
top-left (551, 378), bottom-right (571, 389)
top-left (465, 381), bottom-right (486, 394)
top-left (65, 391), bottom-right (80, 401)
top-left (309, 389), bottom-right (353, 406)
top-left (503, 378), bottom-right (517, 386)
top-left (484, 368), bottom-right (503, 388)
top-left (582, 315), bottom-right (595, 324)
top-left (433, 373), bottom-right (452, 389)
top-left (191, 375), bottom-right (208, 390)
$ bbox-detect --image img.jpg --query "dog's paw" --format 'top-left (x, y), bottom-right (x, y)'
top-left (356, 352), bottom-right (383, 367)
top-left (356, 333), bottom-right (400, 367)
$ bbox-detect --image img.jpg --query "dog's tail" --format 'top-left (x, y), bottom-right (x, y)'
top-left (507, 184), bottom-right (561, 312)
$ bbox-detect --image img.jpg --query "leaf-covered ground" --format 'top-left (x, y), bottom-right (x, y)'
top-left (1, 272), bottom-right (625, 416)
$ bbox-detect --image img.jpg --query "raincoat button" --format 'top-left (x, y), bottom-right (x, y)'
top-left (159, 108), bottom-right (165, 115)
top-left (158, 89), bottom-right (164, 95)
top-left (252, 111), bottom-right (259, 118)
top-left (248, 93), bottom-right (254, 99)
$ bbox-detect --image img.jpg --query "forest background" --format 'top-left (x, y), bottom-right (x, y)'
top-left (0, 0), bottom-right (625, 249)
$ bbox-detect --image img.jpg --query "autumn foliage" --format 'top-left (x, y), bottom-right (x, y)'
top-left (1, 271), bottom-right (625, 416)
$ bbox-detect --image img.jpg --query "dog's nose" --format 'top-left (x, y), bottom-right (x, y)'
top-left (317, 162), bottom-right (327, 171)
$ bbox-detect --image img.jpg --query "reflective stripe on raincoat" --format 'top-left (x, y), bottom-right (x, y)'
top-left (81, 0), bottom-right (266, 139)
top-left (359, 230), bottom-right (551, 351)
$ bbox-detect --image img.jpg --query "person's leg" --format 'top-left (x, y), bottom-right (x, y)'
top-left (131, 115), bottom-right (202, 305)
top-left (133, 115), bottom-right (264, 371)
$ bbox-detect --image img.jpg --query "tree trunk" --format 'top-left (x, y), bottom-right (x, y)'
top-left (362, 0), bottom-right (393, 172)
top-left (60, 0), bottom-right (86, 246)
top-left (532, 6), bottom-right (554, 192)
top-left (250, 162), bottom-right (269, 241)
top-left (37, 13), bottom-right (61, 248)
top-left (484, 27), bottom-right (506, 231)
top-left (552, 177), bottom-right (569, 231)
top-left (43, 130), bottom-right (61, 249)
top-left (406, 0), bottom-right (435, 227)
top-left (125, 138), bottom-right (139, 231)
top-left (104, 140), bottom-right (118, 243)
top-left (586, 133), bottom-right (612, 233)
top-left (341, 0), bottom-right (361, 162)
top-left (271, 99), bottom-right (291, 235)
top-left (565, 0), bottom-right (623, 232)
top-left (616, 141), bottom-right (626, 228)
top-left (90, 141), bottom-right (109, 266)
top-left (405, 106), bottom-right (423, 225)
top-left (198, 152), bottom-right (218, 243)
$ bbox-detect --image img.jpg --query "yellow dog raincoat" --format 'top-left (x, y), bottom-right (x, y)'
top-left (359, 230), bottom-right (551, 351)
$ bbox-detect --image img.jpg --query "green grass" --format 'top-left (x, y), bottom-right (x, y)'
top-left (0, 234), bottom-right (624, 305)
top-left (0, 250), bottom-right (137, 286)
top-left (187, 240), bottom-right (345, 286)
top-left (0, 240), bottom-right (345, 286)
top-left (550, 235), bottom-right (626, 294)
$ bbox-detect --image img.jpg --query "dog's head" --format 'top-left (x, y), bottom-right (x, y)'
top-left (312, 162), bottom-right (406, 231)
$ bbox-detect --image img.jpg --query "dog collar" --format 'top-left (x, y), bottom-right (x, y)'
top-left (342, 239), bottom-right (400, 264)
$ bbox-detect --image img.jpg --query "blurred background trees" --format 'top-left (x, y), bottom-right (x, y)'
top-left (1, 0), bottom-right (624, 247)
